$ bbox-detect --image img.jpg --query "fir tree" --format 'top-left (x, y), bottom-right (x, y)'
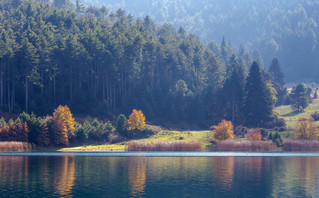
top-left (244, 61), bottom-right (273, 127)
top-left (268, 58), bottom-right (284, 91)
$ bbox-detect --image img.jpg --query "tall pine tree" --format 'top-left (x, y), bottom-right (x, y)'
top-left (244, 61), bottom-right (273, 127)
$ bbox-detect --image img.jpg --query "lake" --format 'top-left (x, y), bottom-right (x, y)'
top-left (1, 152), bottom-right (319, 197)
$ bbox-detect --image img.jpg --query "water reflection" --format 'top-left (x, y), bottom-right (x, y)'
top-left (128, 157), bottom-right (146, 197)
top-left (0, 155), bottom-right (319, 197)
top-left (53, 156), bottom-right (75, 197)
top-left (213, 157), bottom-right (235, 190)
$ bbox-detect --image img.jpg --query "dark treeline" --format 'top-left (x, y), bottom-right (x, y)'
top-left (0, 0), bottom-right (285, 128)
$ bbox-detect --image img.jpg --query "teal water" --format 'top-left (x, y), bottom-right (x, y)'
top-left (0, 152), bottom-right (319, 197)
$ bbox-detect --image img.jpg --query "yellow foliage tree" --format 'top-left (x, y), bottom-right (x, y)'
top-left (52, 116), bottom-right (69, 146)
top-left (212, 120), bottom-right (235, 141)
top-left (53, 105), bottom-right (75, 138)
top-left (295, 117), bottom-right (319, 140)
top-left (128, 109), bottom-right (146, 131)
top-left (267, 81), bottom-right (278, 107)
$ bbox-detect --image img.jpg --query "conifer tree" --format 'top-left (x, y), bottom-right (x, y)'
top-left (290, 83), bottom-right (308, 112)
top-left (268, 58), bottom-right (284, 91)
top-left (244, 61), bottom-right (273, 127)
top-left (222, 56), bottom-right (245, 124)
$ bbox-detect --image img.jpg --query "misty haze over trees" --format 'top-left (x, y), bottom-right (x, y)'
top-left (77, 0), bottom-right (319, 82)
top-left (0, 0), bottom-right (314, 129)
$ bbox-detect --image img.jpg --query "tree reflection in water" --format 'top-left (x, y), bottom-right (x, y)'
top-left (53, 156), bottom-right (75, 197)
top-left (128, 157), bottom-right (147, 197)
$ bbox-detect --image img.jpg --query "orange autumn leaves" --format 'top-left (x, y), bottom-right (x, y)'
top-left (213, 120), bottom-right (263, 142)
top-left (128, 109), bottom-right (146, 131)
top-left (212, 120), bottom-right (235, 141)
top-left (52, 105), bottom-right (76, 146)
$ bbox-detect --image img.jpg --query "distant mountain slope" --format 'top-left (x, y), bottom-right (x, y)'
top-left (77, 0), bottom-right (319, 82)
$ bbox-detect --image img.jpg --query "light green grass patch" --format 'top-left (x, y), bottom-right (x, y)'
top-left (139, 130), bottom-right (212, 148)
top-left (275, 98), bottom-right (319, 129)
top-left (59, 144), bottom-right (127, 152)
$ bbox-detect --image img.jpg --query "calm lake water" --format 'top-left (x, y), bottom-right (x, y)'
top-left (1, 152), bottom-right (319, 197)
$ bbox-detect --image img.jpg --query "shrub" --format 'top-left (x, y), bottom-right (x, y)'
top-left (234, 126), bottom-right (248, 138)
top-left (116, 114), bottom-right (127, 135)
top-left (263, 115), bottom-right (286, 129)
top-left (108, 133), bottom-right (122, 144)
top-left (311, 111), bottom-right (319, 121)
top-left (268, 133), bottom-right (273, 140)
top-left (75, 123), bottom-right (89, 141)
top-left (212, 120), bottom-right (235, 142)
top-left (217, 140), bottom-right (276, 152)
top-left (128, 109), bottom-right (146, 131)
top-left (294, 117), bottom-right (319, 140)
top-left (247, 128), bottom-right (262, 141)
top-left (284, 140), bottom-right (319, 151)
top-left (127, 141), bottom-right (203, 151)
top-left (272, 132), bottom-right (283, 147)
top-left (260, 129), bottom-right (268, 140)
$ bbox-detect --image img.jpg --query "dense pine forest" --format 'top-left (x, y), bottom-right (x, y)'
top-left (0, 0), bottom-right (290, 128)
top-left (79, 0), bottom-right (319, 82)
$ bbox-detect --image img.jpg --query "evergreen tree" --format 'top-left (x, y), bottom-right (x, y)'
top-left (268, 58), bottom-right (284, 91)
top-left (222, 56), bottom-right (245, 124)
top-left (290, 83), bottom-right (308, 112)
top-left (244, 61), bottom-right (273, 127)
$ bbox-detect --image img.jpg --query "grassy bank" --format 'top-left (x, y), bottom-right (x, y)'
top-left (275, 98), bottom-right (319, 129)
top-left (58, 130), bottom-right (211, 152)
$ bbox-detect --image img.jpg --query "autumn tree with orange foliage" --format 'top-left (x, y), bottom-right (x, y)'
top-left (128, 109), bottom-right (146, 131)
top-left (212, 120), bottom-right (235, 141)
top-left (295, 117), bottom-right (319, 140)
top-left (0, 122), bottom-right (29, 142)
top-left (247, 128), bottom-right (263, 141)
top-left (53, 105), bottom-right (75, 138)
top-left (52, 116), bottom-right (69, 146)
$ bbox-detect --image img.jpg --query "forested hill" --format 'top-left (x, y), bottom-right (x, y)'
top-left (0, 0), bottom-right (227, 125)
top-left (77, 0), bottom-right (319, 82)
top-left (0, 0), bottom-right (284, 128)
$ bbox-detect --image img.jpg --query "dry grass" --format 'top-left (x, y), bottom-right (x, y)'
top-left (217, 140), bottom-right (276, 152)
top-left (283, 140), bottom-right (319, 151)
top-left (127, 140), bottom-right (204, 151)
top-left (0, 141), bottom-right (33, 152)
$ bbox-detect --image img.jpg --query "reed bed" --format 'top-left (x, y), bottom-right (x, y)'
top-left (217, 140), bottom-right (276, 152)
top-left (127, 141), bottom-right (203, 151)
top-left (283, 140), bottom-right (319, 151)
top-left (0, 141), bottom-right (33, 152)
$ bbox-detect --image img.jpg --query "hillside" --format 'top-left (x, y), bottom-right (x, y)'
top-left (78, 0), bottom-right (319, 82)
top-left (275, 98), bottom-right (319, 129)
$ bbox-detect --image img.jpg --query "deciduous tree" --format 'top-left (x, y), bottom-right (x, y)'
top-left (128, 109), bottom-right (146, 131)
top-left (247, 128), bottom-right (262, 141)
top-left (295, 117), bottom-right (319, 140)
top-left (212, 120), bottom-right (235, 141)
